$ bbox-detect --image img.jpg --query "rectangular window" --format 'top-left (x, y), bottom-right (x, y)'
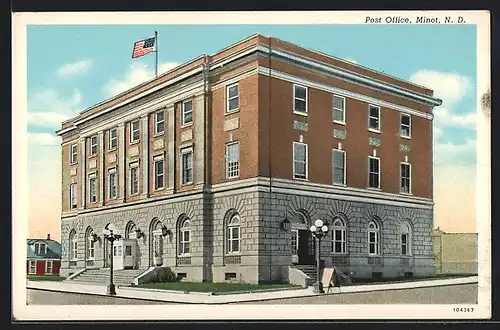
top-left (368, 156), bottom-right (380, 189)
top-left (369, 232), bottom-right (379, 255)
top-left (70, 144), bottom-right (77, 164)
top-left (401, 233), bottom-right (408, 255)
top-left (226, 83), bottom-right (239, 113)
top-left (155, 110), bottom-right (165, 134)
top-left (108, 169), bottom-right (117, 199)
top-left (109, 128), bottom-right (117, 150)
top-left (368, 105), bottom-right (380, 131)
top-left (130, 164), bottom-right (139, 195)
top-left (182, 100), bottom-right (193, 126)
top-left (333, 95), bottom-right (346, 123)
top-left (226, 141), bottom-right (240, 179)
top-left (332, 149), bottom-right (346, 185)
top-left (227, 227), bottom-right (241, 253)
top-left (332, 229), bottom-right (347, 254)
top-left (181, 230), bottom-right (190, 254)
top-left (180, 147), bottom-right (193, 185)
top-left (400, 114), bottom-right (411, 138)
top-left (88, 238), bottom-right (95, 259)
top-left (90, 136), bottom-right (98, 156)
top-left (291, 230), bottom-right (298, 255)
top-left (29, 260), bottom-right (36, 274)
top-left (34, 243), bottom-right (46, 254)
top-left (154, 157), bottom-right (165, 190)
top-left (130, 120), bottom-right (140, 143)
top-left (293, 142), bottom-right (308, 179)
top-left (69, 184), bottom-right (77, 209)
top-left (125, 245), bottom-right (132, 256)
top-left (88, 175), bottom-right (97, 203)
top-left (293, 84), bottom-right (307, 114)
top-left (400, 163), bottom-right (411, 194)
top-left (46, 260), bottom-right (53, 274)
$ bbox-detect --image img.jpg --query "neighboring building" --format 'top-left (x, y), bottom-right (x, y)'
top-left (433, 228), bottom-right (478, 275)
top-left (56, 33), bottom-right (442, 283)
top-left (26, 234), bottom-right (62, 276)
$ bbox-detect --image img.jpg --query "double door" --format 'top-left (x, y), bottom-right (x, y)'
top-left (291, 229), bottom-right (316, 265)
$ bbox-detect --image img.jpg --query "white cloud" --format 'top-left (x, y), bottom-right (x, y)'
top-left (104, 61), bottom-right (180, 97)
top-left (27, 89), bottom-right (82, 128)
top-left (410, 70), bottom-right (476, 128)
top-left (27, 132), bottom-right (60, 146)
top-left (57, 59), bottom-right (92, 76)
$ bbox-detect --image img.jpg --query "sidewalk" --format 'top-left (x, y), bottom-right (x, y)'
top-left (26, 276), bottom-right (478, 304)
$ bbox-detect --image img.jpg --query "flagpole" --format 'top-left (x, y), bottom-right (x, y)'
top-left (155, 31), bottom-right (158, 78)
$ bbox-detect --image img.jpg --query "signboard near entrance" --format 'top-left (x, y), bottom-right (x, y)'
top-left (321, 267), bottom-right (336, 292)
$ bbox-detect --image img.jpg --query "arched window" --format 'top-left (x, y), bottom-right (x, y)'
top-left (69, 231), bottom-right (78, 261)
top-left (227, 214), bottom-right (241, 254)
top-left (400, 221), bottom-right (412, 256)
top-left (125, 221), bottom-right (137, 239)
top-left (179, 217), bottom-right (191, 255)
top-left (367, 221), bottom-right (380, 255)
top-left (331, 217), bottom-right (347, 254)
top-left (85, 227), bottom-right (95, 260)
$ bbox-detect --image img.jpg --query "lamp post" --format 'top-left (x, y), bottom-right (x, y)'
top-left (102, 224), bottom-right (121, 296)
top-left (309, 219), bottom-right (329, 294)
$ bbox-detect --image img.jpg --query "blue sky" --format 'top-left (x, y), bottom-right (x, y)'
top-left (26, 24), bottom-right (478, 238)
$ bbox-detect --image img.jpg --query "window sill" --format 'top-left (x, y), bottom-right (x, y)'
top-left (88, 154), bottom-right (97, 159)
top-left (225, 252), bottom-right (241, 256)
top-left (399, 192), bottom-right (413, 196)
top-left (178, 254), bottom-right (192, 257)
top-left (366, 187), bottom-right (381, 191)
top-left (180, 122), bottom-right (193, 129)
top-left (333, 182), bottom-right (346, 187)
top-left (400, 135), bottom-right (411, 140)
top-left (333, 120), bottom-right (346, 126)
top-left (154, 131), bottom-right (165, 137)
top-left (226, 175), bottom-right (240, 180)
top-left (331, 252), bottom-right (348, 255)
top-left (70, 162), bottom-right (78, 166)
top-left (108, 147), bottom-right (117, 153)
top-left (293, 110), bottom-right (308, 117)
top-left (225, 109), bottom-right (240, 116)
top-left (130, 193), bottom-right (140, 197)
top-left (180, 182), bottom-right (193, 187)
top-left (154, 187), bottom-right (165, 192)
top-left (129, 141), bottom-right (140, 146)
top-left (293, 177), bottom-right (309, 182)
top-left (368, 128), bottom-right (381, 134)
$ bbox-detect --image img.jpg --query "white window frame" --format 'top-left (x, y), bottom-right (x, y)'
top-left (154, 156), bottom-right (165, 191)
top-left (70, 144), bottom-right (78, 164)
top-left (34, 242), bottom-right (47, 255)
top-left (332, 95), bottom-right (346, 124)
top-left (108, 168), bottom-right (117, 200)
top-left (181, 100), bottom-right (193, 126)
top-left (226, 83), bottom-right (239, 114)
top-left (179, 219), bottom-right (191, 255)
top-left (70, 233), bottom-right (78, 261)
top-left (368, 221), bottom-right (380, 256)
top-left (69, 183), bottom-right (77, 209)
top-left (226, 141), bottom-right (240, 179)
top-left (368, 156), bottom-right (380, 189)
top-left (227, 214), bottom-right (241, 254)
top-left (400, 162), bottom-right (412, 194)
top-left (90, 136), bottom-right (98, 156)
top-left (180, 147), bottom-right (193, 186)
top-left (45, 260), bottom-right (53, 274)
top-left (400, 113), bottom-right (411, 138)
top-left (87, 235), bottom-right (95, 260)
top-left (291, 229), bottom-right (299, 256)
top-left (29, 260), bottom-right (36, 274)
top-left (293, 142), bottom-right (308, 180)
top-left (108, 128), bottom-right (117, 150)
top-left (155, 110), bottom-right (165, 134)
top-left (130, 120), bottom-right (140, 143)
top-left (129, 163), bottom-right (139, 196)
top-left (400, 222), bottom-right (412, 256)
top-left (331, 218), bottom-right (347, 254)
top-left (368, 105), bottom-right (381, 132)
top-left (293, 84), bottom-right (308, 115)
top-left (332, 149), bottom-right (346, 186)
top-left (88, 173), bottom-right (97, 203)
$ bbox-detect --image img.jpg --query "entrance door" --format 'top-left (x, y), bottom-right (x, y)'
top-left (298, 230), bottom-right (315, 265)
top-left (113, 240), bottom-right (124, 270)
top-left (291, 230), bottom-right (299, 264)
top-left (123, 239), bottom-right (137, 269)
top-left (152, 229), bottom-right (163, 266)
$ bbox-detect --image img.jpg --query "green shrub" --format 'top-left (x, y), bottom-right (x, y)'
top-left (155, 267), bottom-right (177, 283)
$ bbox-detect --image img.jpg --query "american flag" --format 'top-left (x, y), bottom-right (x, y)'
top-left (132, 37), bottom-right (156, 58)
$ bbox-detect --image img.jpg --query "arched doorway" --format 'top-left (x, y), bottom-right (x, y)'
top-left (290, 211), bottom-right (315, 265)
top-left (149, 218), bottom-right (164, 266)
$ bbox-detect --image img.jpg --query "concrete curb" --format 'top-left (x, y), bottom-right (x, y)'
top-left (26, 276), bottom-right (478, 304)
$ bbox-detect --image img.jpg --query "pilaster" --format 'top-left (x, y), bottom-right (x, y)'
top-left (167, 105), bottom-right (175, 190)
top-left (98, 131), bottom-right (104, 206)
top-left (80, 138), bottom-right (86, 209)
top-left (118, 123), bottom-right (125, 202)
top-left (141, 114), bottom-right (149, 198)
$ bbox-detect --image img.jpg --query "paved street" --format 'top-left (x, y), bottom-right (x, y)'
top-left (27, 283), bottom-right (477, 305)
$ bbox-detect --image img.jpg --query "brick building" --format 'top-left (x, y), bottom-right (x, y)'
top-left (56, 34), bottom-right (442, 284)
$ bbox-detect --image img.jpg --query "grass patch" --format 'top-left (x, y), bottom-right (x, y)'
top-left (138, 282), bottom-right (300, 293)
top-left (27, 275), bottom-right (66, 281)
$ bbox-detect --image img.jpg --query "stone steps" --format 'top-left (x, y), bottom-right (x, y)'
top-left (68, 269), bottom-right (144, 286)
top-left (294, 265), bottom-right (319, 283)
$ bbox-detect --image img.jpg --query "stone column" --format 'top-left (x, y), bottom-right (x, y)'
top-left (194, 93), bottom-right (205, 186)
top-left (98, 131), bottom-right (104, 206)
top-left (118, 123), bottom-right (125, 202)
top-left (80, 138), bottom-right (86, 209)
top-left (167, 105), bottom-right (175, 191)
top-left (141, 114), bottom-right (149, 198)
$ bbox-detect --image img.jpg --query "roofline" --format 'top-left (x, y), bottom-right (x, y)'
top-left (269, 36), bottom-right (434, 94)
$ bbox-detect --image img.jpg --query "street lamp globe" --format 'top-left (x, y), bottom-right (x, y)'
top-left (102, 228), bottom-right (109, 236)
top-left (321, 225), bottom-right (328, 233)
top-left (309, 225), bottom-right (317, 232)
top-left (314, 219), bottom-right (324, 228)
top-left (108, 223), bottom-right (116, 232)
